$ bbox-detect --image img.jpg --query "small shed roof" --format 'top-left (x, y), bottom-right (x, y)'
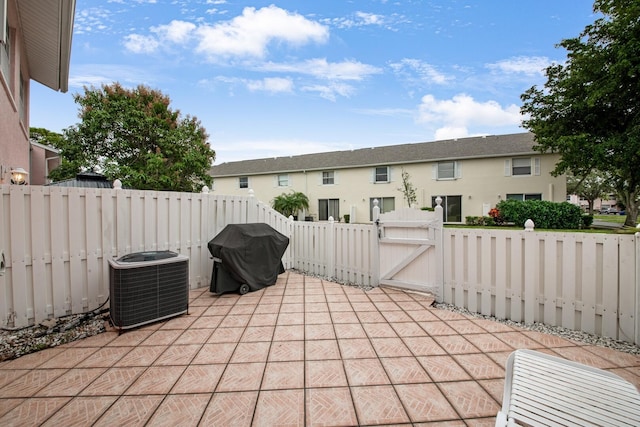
top-left (47, 172), bottom-right (114, 188)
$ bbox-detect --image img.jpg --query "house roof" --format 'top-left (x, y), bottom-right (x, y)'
top-left (210, 132), bottom-right (538, 177)
top-left (17, 0), bottom-right (76, 92)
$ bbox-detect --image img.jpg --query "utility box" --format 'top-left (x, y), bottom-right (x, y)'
top-left (108, 251), bottom-right (189, 332)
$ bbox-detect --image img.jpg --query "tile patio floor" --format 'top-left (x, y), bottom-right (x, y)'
top-left (0, 271), bottom-right (639, 426)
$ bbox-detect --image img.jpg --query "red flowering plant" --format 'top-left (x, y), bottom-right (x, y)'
top-left (488, 207), bottom-right (504, 225)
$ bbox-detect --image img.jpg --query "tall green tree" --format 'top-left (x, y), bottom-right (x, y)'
top-left (51, 83), bottom-right (215, 192)
top-left (521, 0), bottom-right (640, 226)
top-left (566, 171), bottom-right (613, 215)
top-left (30, 127), bottom-right (63, 147)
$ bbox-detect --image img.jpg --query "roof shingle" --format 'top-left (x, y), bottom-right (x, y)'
top-left (210, 132), bottom-right (536, 177)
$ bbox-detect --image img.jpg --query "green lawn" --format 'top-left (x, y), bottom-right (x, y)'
top-left (593, 214), bottom-right (627, 224)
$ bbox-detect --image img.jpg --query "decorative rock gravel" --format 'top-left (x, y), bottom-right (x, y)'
top-left (1, 278), bottom-right (638, 360)
top-left (299, 270), bottom-right (640, 355)
top-left (433, 302), bottom-right (640, 355)
top-left (0, 313), bottom-right (107, 362)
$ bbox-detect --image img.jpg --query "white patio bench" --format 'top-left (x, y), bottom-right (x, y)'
top-left (496, 349), bottom-right (640, 426)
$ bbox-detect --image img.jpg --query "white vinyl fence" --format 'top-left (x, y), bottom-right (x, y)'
top-left (289, 219), bottom-right (378, 287)
top-left (0, 185), bottom-right (292, 328)
top-left (1, 184), bottom-right (639, 345)
top-left (443, 228), bottom-right (640, 345)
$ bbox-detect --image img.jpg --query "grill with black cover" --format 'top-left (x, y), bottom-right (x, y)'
top-left (208, 223), bottom-right (289, 295)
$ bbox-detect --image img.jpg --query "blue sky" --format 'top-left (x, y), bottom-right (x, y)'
top-left (30, 0), bottom-right (598, 165)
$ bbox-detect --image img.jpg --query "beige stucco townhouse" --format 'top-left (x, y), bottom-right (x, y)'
top-left (0, 0), bottom-right (75, 185)
top-left (210, 132), bottom-right (566, 223)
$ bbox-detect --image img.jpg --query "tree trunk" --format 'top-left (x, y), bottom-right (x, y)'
top-left (620, 190), bottom-right (639, 227)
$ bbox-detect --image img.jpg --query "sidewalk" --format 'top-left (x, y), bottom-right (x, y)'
top-left (0, 271), bottom-right (638, 426)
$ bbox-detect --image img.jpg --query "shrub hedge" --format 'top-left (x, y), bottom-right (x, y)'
top-left (496, 199), bottom-right (587, 229)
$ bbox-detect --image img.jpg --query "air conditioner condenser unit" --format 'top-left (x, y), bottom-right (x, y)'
top-left (108, 251), bottom-right (189, 332)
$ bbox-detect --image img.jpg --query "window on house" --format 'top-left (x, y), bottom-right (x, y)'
top-left (512, 158), bottom-right (531, 175)
top-left (318, 198), bottom-right (339, 221)
top-left (374, 166), bottom-right (389, 183)
top-left (432, 195), bottom-right (462, 222)
top-left (436, 161), bottom-right (460, 180)
top-left (505, 157), bottom-right (540, 177)
top-left (507, 193), bottom-right (542, 201)
top-left (322, 171), bottom-right (334, 185)
top-left (277, 174), bottom-right (289, 187)
top-left (1, 20), bottom-right (10, 85)
top-left (369, 197), bottom-right (395, 220)
top-left (238, 176), bottom-right (248, 189)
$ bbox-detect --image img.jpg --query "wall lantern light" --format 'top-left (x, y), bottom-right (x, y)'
top-left (10, 167), bottom-right (28, 185)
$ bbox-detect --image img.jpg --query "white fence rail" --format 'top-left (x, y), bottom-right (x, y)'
top-left (443, 228), bottom-right (640, 345)
top-left (0, 185), bottom-right (292, 328)
top-left (1, 184), bottom-right (639, 345)
top-left (289, 218), bottom-right (378, 287)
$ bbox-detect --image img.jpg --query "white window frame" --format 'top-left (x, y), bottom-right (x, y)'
top-left (238, 176), bottom-right (248, 189)
top-left (373, 166), bottom-right (390, 183)
top-left (318, 198), bottom-right (340, 221)
top-left (0, 0), bottom-right (6, 45)
top-left (506, 193), bottom-right (543, 201)
top-left (277, 174), bottom-right (290, 187)
top-left (0, 12), bottom-right (10, 86)
top-left (505, 157), bottom-right (540, 177)
top-left (322, 170), bottom-right (335, 185)
top-left (433, 161), bottom-right (461, 180)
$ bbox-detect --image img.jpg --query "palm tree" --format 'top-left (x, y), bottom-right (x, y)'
top-left (272, 191), bottom-right (310, 218)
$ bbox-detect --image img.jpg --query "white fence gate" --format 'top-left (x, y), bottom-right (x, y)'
top-left (376, 206), bottom-right (443, 299)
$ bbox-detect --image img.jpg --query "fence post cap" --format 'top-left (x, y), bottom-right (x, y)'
top-left (201, 185), bottom-right (209, 193)
top-left (524, 219), bottom-right (535, 231)
top-left (248, 189), bottom-right (255, 198)
top-left (113, 179), bottom-right (122, 190)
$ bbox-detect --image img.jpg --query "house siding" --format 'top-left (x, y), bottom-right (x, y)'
top-left (0, 2), bottom-right (30, 184)
top-left (210, 134), bottom-right (566, 223)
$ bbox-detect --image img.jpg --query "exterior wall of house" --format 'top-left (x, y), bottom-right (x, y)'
top-left (212, 153), bottom-right (566, 223)
top-left (29, 145), bottom-right (60, 185)
top-left (0, 1), bottom-right (30, 184)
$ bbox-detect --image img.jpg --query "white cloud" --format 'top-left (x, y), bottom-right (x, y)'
top-left (301, 82), bottom-right (356, 101)
top-left (486, 56), bottom-right (551, 76)
top-left (122, 5), bottom-right (328, 59)
top-left (195, 5), bottom-right (328, 60)
top-left (260, 59), bottom-right (382, 81)
top-left (356, 12), bottom-right (384, 25)
top-left (390, 58), bottom-right (450, 85)
top-left (68, 65), bottom-right (159, 88)
top-left (151, 20), bottom-right (196, 44)
top-left (246, 77), bottom-right (294, 93)
top-left (74, 7), bottom-right (113, 35)
top-left (123, 34), bottom-right (159, 54)
top-left (417, 93), bottom-right (522, 139)
top-left (326, 11), bottom-right (402, 30)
